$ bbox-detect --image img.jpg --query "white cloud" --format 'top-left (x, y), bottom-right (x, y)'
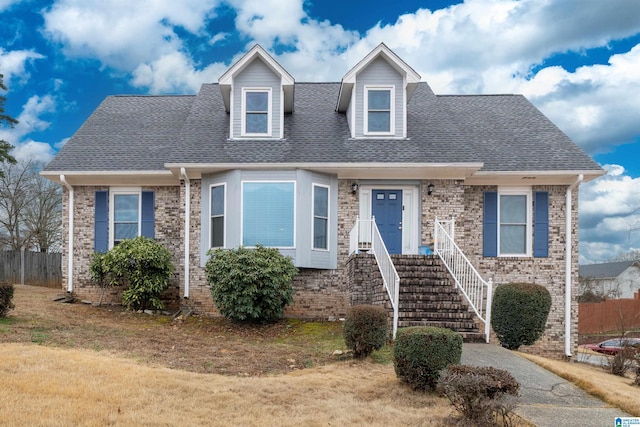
top-left (0, 0), bottom-right (20, 12)
top-left (0, 48), bottom-right (45, 86)
top-left (517, 45), bottom-right (640, 155)
top-left (42, 0), bottom-right (220, 70)
top-left (12, 139), bottom-right (56, 164)
top-left (579, 164), bottom-right (640, 263)
top-left (131, 51), bottom-right (226, 93)
top-left (0, 95), bottom-right (56, 163)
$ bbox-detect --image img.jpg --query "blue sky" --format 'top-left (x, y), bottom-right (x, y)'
top-left (1, 0), bottom-right (640, 264)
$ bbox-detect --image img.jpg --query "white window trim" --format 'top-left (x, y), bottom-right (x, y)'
top-left (108, 187), bottom-right (142, 249)
top-left (240, 180), bottom-right (296, 249)
top-left (209, 183), bottom-right (227, 249)
top-left (363, 85), bottom-right (395, 136)
top-left (312, 183), bottom-right (330, 251)
top-left (241, 87), bottom-right (272, 137)
top-left (497, 187), bottom-right (532, 257)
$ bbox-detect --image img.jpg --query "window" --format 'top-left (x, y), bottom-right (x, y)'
top-left (242, 182), bottom-right (295, 247)
top-left (113, 193), bottom-right (140, 245)
top-left (313, 185), bottom-right (329, 250)
top-left (210, 184), bottom-right (225, 248)
top-left (242, 88), bottom-right (271, 136)
top-left (499, 193), bottom-right (528, 255)
top-left (364, 86), bottom-right (394, 135)
top-left (95, 190), bottom-right (154, 252)
top-left (483, 190), bottom-right (548, 258)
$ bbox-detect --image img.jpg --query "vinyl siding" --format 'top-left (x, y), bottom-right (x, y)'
top-left (232, 58), bottom-right (282, 138)
top-left (354, 57), bottom-right (404, 138)
top-left (200, 170), bottom-right (338, 269)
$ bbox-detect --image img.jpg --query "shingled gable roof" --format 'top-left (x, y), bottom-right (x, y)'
top-left (336, 42), bottom-right (421, 112)
top-left (218, 44), bottom-right (295, 113)
top-left (43, 48), bottom-right (605, 185)
top-left (579, 260), bottom-right (640, 279)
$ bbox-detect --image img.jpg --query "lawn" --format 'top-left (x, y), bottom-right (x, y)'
top-left (3, 285), bottom-right (636, 425)
top-left (0, 285), bottom-right (454, 426)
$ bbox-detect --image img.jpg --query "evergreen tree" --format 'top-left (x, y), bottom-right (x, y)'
top-left (0, 73), bottom-right (18, 176)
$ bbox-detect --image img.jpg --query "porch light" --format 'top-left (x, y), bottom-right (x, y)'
top-left (427, 183), bottom-right (435, 196)
top-left (351, 182), bottom-right (359, 195)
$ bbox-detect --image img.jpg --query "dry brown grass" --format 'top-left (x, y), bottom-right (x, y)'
top-left (519, 352), bottom-right (640, 417)
top-left (0, 343), bottom-right (452, 426)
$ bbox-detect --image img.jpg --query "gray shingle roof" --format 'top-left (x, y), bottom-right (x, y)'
top-left (579, 261), bottom-right (640, 279)
top-left (44, 82), bottom-right (603, 173)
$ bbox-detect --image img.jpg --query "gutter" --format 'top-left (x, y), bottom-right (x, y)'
top-left (180, 168), bottom-right (190, 299)
top-left (565, 174), bottom-right (583, 357)
top-left (60, 175), bottom-right (74, 293)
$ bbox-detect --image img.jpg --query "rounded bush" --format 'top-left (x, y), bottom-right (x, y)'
top-left (95, 236), bottom-right (175, 311)
top-left (0, 283), bottom-right (15, 317)
top-left (393, 326), bottom-right (462, 391)
top-left (491, 283), bottom-right (552, 350)
top-left (205, 245), bottom-right (298, 322)
top-left (437, 365), bottom-right (520, 425)
top-left (343, 305), bottom-right (389, 358)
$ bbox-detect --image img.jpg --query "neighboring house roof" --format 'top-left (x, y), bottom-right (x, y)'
top-left (43, 81), bottom-right (603, 179)
top-left (579, 260), bottom-right (640, 279)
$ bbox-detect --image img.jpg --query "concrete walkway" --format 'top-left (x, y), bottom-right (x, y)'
top-left (461, 343), bottom-right (632, 427)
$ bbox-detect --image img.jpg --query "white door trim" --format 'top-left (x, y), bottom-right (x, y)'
top-left (358, 184), bottom-right (420, 255)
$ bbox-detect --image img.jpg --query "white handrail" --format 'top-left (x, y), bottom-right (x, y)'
top-left (349, 217), bottom-right (400, 338)
top-left (434, 218), bottom-right (493, 343)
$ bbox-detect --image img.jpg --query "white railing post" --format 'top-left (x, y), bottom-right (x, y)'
top-left (434, 218), bottom-right (493, 343)
top-left (348, 216), bottom-right (400, 339)
top-left (485, 278), bottom-right (493, 343)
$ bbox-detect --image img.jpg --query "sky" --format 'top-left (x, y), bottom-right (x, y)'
top-left (1, 0), bottom-right (640, 264)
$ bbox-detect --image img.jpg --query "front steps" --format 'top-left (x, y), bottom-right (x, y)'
top-left (391, 255), bottom-right (485, 342)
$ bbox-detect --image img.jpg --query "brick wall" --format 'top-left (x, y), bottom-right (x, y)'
top-left (61, 185), bottom-right (182, 309)
top-left (460, 185), bottom-right (579, 357)
top-left (63, 179), bottom-right (579, 357)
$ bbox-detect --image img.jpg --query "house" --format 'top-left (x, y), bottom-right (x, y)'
top-left (580, 260), bottom-right (640, 299)
top-left (42, 43), bottom-right (604, 357)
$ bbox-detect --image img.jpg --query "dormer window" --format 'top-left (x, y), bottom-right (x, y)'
top-left (364, 85), bottom-right (395, 135)
top-left (242, 88), bottom-right (272, 136)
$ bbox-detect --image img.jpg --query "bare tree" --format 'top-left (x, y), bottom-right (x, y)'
top-left (23, 171), bottom-right (62, 252)
top-left (0, 159), bottom-right (62, 252)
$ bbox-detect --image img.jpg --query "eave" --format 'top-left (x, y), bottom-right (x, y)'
top-left (40, 170), bottom-right (179, 186)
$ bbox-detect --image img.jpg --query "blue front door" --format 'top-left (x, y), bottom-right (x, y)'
top-left (372, 190), bottom-right (403, 254)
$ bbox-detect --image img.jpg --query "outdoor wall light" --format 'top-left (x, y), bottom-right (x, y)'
top-left (427, 183), bottom-right (435, 196)
top-left (351, 182), bottom-right (359, 195)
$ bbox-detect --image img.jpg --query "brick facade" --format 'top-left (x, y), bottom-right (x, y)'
top-left (62, 178), bottom-right (579, 357)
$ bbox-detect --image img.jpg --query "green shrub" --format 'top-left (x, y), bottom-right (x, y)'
top-left (93, 236), bottom-right (174, 311)
top-left (491, 283), bottom-right (552, 350)
top-left (393, 326), bottom-right (462, 391)
top-left (437, 365), bottom-right (520, 426)
top-left (0, 283), bottom-right (15, 317)
top-left (205, 245), bottom-right (297, 322)
top-left (343, 305), bottom-right (389, 358)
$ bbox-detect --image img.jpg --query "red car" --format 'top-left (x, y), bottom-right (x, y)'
top-left (584, 338), bottom-right (640, 356)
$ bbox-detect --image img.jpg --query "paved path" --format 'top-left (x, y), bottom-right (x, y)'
top-left (461, 343), bottom-right (632, 427)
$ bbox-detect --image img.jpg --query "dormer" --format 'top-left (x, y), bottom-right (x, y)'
top-left (219, 45), bottom-right (295, 139)
top-left (336, 43), bottom-right (421, 139)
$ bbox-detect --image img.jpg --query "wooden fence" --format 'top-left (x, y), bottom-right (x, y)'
top-left (0, 250), bottom-right (62, 288)
top-left (579, 292), bottom-right (640, 334)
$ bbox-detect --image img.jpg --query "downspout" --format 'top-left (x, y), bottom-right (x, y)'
top-left (565, 174), bottom-right (583, 357)
top-left (180, 168), bottom-right (190, 299)
top-left (60, 175), bottom-right (74, 293)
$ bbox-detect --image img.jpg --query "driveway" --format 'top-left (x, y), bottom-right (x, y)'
top-left (461, 343), bottom-right (632, 427)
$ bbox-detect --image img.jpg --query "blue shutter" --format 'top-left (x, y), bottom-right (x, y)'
top-left (483, 192), bottom-right (498, 257)
top-left (141, 191), bottom-right (155, 239)
top-left (94, 191), bottom-right (108, 253)
top-left (534, 191), bottom-right (549, 258)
